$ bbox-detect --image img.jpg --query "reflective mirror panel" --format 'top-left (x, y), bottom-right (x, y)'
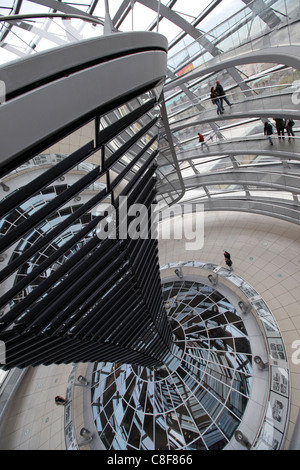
top-left (91, 280), bottom-right (252, 450)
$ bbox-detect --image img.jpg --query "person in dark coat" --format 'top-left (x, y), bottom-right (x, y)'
top-left (274, 118), bottom-right (286, 141)
top-left (210, 87), bottom-right (223, 115)
top-left (55, 395), bottom-right (66, 406)
top-left (224, 251), bottom-right (233, 272)
top-left (286, 119), bottom-right (295, 142)
top-left (216, 80), bottom-right (232, 109)
top-left (264, 122), bottom-right (273, 145)
top-left (226, 257), bottom-right (233, 272)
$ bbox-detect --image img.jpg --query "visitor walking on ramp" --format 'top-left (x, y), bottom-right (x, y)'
top-left (216, 80), bottom-right (232, 109)
top-left (264, 121), bottom-right (273, 145)
top-left (274, 118), bottom-right (286, 141)
top-left (198, 133), bottom-right (209, 150)
top-left (55, 395), bottom-right (66, 406)
top-left (224, 251), bottom-right (233, 272)
top-left (211, 87), bottom-right (223, 115)
top-left (286, 119), bottom-right (295, 142)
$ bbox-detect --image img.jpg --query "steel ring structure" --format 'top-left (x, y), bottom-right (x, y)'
top-left (88, 277), bottom-right (254, 451)
top-left (63, 263), bottom-right (289, 450)
top-left (0, 0), bottom-right (299, 452)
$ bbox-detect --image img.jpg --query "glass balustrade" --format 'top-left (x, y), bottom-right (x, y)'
top-left (159, 135), bottom-right (300, 177)
top-left (167, 0), bottom-right (299, 78)
top-left (167, 83), bottom-right (299, 125)
top-left (157, 113), bottom-right (300, 209)
top-left (170, 125), bottom-right (300, 150)
top-left (164, 65), bottom-right (300, 122)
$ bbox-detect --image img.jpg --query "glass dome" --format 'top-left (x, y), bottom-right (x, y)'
top-left (0, 0), bottom-right (299, 221)
top-left (0, 0), bottom-right (296, 451)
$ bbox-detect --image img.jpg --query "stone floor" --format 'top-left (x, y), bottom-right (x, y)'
top-left (0, 363), bottom-right (72, 450)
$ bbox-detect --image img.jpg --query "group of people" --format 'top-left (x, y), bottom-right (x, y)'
top-left (264, 118), bottom-right (295, 145)
top-left (199, 81), bottom-right (296, 149)
top-left (210, 80), bottom-right (232, 115)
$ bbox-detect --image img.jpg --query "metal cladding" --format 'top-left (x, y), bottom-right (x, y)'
top-left (0, 32), bottom-right (173, 370)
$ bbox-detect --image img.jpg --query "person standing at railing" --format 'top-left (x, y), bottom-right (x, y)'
top-left (210, 87), bottom-right (223, 115)
top-left (286, 119), bottom-right (295, 142)
top-left (264, 121), bottom-right (274, 145)
top-left (274, 118), bottom-right (286, 141)
top-left (216, 80), bottom-right (232, 110)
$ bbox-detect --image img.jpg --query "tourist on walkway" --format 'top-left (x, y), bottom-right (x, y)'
top-left (210, 87), bottom-right (224, 115)
top-left (198, 132), bottom-right (209, 150)
top-left (286, 119), bottom-right (295, 142)
top-left (264, 122), bottom-right (274, 145)
top-left (226, 257), bottom-right (233, 272)
top-left (55, 395), bottom-right (66, 406)
top-left (224, 251), bottom-right (233, 272)
top-left (216, 80), bottom-right (232, 109)
top-left (274, 118), bottom-right (286, 141)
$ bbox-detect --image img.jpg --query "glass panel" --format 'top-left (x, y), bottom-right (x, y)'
top-left (0, 17), bottom-right (104, 65)
top-left (117, 3), bottom-right (158, 32)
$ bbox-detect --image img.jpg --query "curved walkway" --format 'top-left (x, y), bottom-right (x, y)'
top-left (170, 91), bottom-right (300, 132)
top-left (157, 133), bottom-right (300, 224)
top-left (165, 45), bottom-right (300, 93)
top-left (202, 199), bottom-right (300, 225)
top-left (157, 189), bottom-right (300, 225)
top-left (171, 136), bottom-right (300, 163)
top-left (0, 363), bottom-right (71, 450)
top-left (158, 169), bottom-right (300, 195)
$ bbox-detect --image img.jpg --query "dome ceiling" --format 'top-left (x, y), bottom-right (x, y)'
top-left (0, 0), bottom-right (299, 222)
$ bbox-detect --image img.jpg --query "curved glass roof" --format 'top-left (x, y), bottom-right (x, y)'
top-left (0, 0), bottom-right (299, 223)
